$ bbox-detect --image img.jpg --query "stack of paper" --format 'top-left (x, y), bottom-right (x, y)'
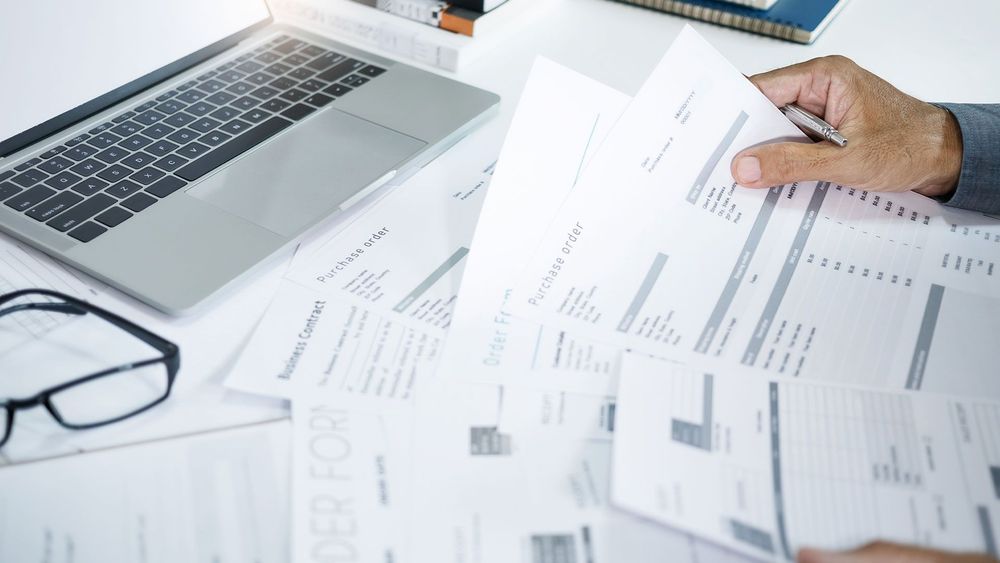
top-left (4, 23), bottom-right (999, 563)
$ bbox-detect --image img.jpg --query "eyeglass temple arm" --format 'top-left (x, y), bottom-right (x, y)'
top-left (0, 301), bottom-right (87, 319)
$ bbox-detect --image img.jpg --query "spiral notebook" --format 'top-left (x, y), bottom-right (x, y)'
top-left (616, 0), bottom-right (849, 44)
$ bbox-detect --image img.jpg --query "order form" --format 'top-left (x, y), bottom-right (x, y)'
top-left (506, 26), bottom-right (1000, 398)
top-left (613, 353), bottom-right (1000, 561)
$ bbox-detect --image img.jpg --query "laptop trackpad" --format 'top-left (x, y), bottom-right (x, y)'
top-left (186, 108), bottom-right (426, 237)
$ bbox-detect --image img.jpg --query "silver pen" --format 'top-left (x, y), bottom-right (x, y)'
top-left (780, 103), bottom-right (848, 147)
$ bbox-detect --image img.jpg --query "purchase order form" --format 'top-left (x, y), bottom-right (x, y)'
top-left (613, 353), bottom-right (1000, 561)
top-left (507, 26), bottom-right (1000, 398)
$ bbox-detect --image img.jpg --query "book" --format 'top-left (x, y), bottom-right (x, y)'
top-left (716, 0), bottom-right (777, 9)
top-left (375, 0), bottom-right (530, 37)
top-left (449, 0), bottom-right (508, 11)
top-left (614, 0), bottom-right (849, 44)
top-left (268, 0), bottom-right (534, 71)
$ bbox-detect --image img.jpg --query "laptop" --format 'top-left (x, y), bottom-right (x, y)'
top-left (0, 0), bottom-right (499, 314)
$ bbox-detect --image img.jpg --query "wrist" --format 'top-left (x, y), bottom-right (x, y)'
top-left (916, 105), bottom-right (963, 199)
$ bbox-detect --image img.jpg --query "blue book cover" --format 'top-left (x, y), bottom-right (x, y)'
top-left (615, 0), bottom-right (850, 44)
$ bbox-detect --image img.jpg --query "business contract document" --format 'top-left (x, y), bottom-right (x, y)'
top-left (506, 26), bottom-right (1000, 397)
top-left (0, 421), bottom-right (290, 562)
top-left (293, 403), bottom-right (411, 562)
top-left (224, 163), bottom-right (493, 404)
top-left (438, 57), bottom-right (628, 394)
top-left (613, 353), bottom-right (1000, 561)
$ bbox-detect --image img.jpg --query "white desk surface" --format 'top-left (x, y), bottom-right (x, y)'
top-left (451, 0), bottom-right (1000, 140)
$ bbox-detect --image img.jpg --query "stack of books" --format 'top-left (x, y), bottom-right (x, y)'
top-left (268, 0), bottom-right (540, 72)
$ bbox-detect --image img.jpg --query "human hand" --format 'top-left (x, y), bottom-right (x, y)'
top-left (798, 541), bottom-right (998, 563)
top-left (731, 56), bottom-right (963, 199)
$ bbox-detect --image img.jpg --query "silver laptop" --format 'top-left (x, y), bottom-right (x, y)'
top-left (0, 0), bottom-right (498, 314)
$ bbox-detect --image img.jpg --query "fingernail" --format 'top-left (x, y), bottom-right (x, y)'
top-left (735, 156), bottom-right (761, 184)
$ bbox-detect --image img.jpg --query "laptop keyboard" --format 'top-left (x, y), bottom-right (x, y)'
top-left (0, 34), bottom-right (387, 243)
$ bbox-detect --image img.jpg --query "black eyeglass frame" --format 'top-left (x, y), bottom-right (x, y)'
top-left (0, 288), bottom-right (180, 448)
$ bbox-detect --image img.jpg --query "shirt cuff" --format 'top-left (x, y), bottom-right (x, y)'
top-left (933, 103), bottom-right (1000, 216)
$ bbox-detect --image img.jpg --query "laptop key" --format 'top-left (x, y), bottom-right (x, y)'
top-left (304, 93), bottom-right (334, 108)
top-left (133, 110), bottom-right (166, 126)
top-left (70, 159), bottom-right (106, 176)
top-left (130, 167), bottom-right (165, 185)
top-left (189, 118), bottom-right (221, 134)
top-left (15, 158), bottom-right (41, 172)
top-left (270, 77), bottom-right (298, 91)
top-left (200, 131), bottom-right (232, 147)
top-left (359, 65), bottom-right (386, 77)
top-left (5, 185), bottom-right (56, 211)
top-left (187, 102), bottom-right (217, 117)
top-left (196, 79), bottom-right (226, 93)
top-left (281, 104), bottom-right (316, 121)
top-left (152, 154), bottom-right (188, 172)
top-left (285, 54), bottom-right (310, 67)
top-left (279, 88), bottom-right (308, 103)
top-left (11, 169), bottom-right (49, 188)
top-left (89, 121), bottom-right (114, 134)
top-left (250, 86), bottom-right (279, 100)
top-left (259, 99), bottom-right (290, 113)
top-left (97, 165), bottom-right (131, 182)
top-left (197, 71), bottom-right (217, 81)
top-left (142, 123), bottom-right (174, 140)
top-left (41, 146), bottom-right (68, 159)
top-left (164, 112), bottom-right (197, 128)
top-left (44, 171), bottom-right (82, 190)
top-left (209, 106), bottom-right (240, 122)
top-left (205, 91), bottom-right (237, 106)
top-left (177, 80), bottom-right (198, 91)
top-left (226, 81), bottom-right (254, 96)
top-left (322, 84), bottom-right (353, 97)
top-left (26, 191), bottom-right (83, 222)
top-left (106, 180), bottom-right (142, 198)
top-left (265, 62), bottom-right (292, 76)
top-left (231, 96), bottom-right (260, 111)
top-left (217, 70), bottom-right (246, 83)
top-left (155, 100), bottom-right (186, 115)
top-left (306, 52), bottom-right (345, 71)
top-left (146, 176), bottom-right (185, 198)
top-left (38, 156), bottom-right (74, 174)
top-left (67, 134), bottom-right (90, 147)
top-left (241, 109), bottom-right (270, 124)
top-left (134, 100), bottom-right (157, 113)
top-left (68, 221), bottom-right (107, 243)
top-left (88, 132), bottom-right (123, 149)
top-left (122, 192), bottom-right (157, 212)
top-left (316, 59), bottom-right (363, 83)
top-left (95, 206), bottom-right (133, 227)
top-left (156, 90), bottom-right (178, 102)
top-left (176, 90), bottom-right (206, 104)
top-left (146, 140), bottom-right (179, 157)
top-left (179, 142), bottom-right (211, 158)
top-left (218, 119), bottom-right (251, 136)
top-left (47, 193), bottom-right (115, 232)
top-left (166, 128), bottom-right (198, 144)
top-left (95, 146), bottom-right (129, 164)
top-left (235, 60), bottom-right (264, 73)
top-left (71, 177), bottom-right (110, 196)
top-left (255, 51), bottom-right (281, 64)
top-left (64, 145), bottom-right (97, 161)
top-left (120, 134), bottom-right (153, 151)
top-left (121, 152), bottom-right (156, 169)
top-left (246, 72), bottom-right (273, 85)
top-left (273, 39), bottom-right (306, 55)
top-left (288, 67), bottom-right (315, 81)
top-left (341, 75), bottom-right (370, 88)
top-left (0, 182), bottom-right (23, 201)
top-left (110, 121), bottom-right (143, 137)
top-left (300, 45), bottom-right (327, 58)
top-left (112, 111), bottom-right (136, 123)
top-left (0, 170), bottom-right (14, 182)
top-left (175, 116), bottom-right (293, 182)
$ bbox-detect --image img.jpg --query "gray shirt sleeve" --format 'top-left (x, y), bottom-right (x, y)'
top-left (934, 103), bottom-right (1000, 215)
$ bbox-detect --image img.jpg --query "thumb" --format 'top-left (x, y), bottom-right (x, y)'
top-left (731, 141), bottom-right (844, 189)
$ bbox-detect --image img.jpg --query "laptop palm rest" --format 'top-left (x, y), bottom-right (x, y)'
top-left (186, 108), bottom-right (426, 237)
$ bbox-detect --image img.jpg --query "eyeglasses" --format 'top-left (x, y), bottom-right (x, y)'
top-left (0, 288), bottom-right (180, 449)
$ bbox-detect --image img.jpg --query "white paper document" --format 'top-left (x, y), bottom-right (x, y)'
top-left (437, 57), bottom-right (629, 395)
top-left (0, 420), bottom-right (291, 562)
top-left (292, 402), bottom-right (411, 562)
top-left (405, 380), bottom-right (751, 563)
top-left (613, 353), bottom-right (1000, 561)
top-left (506, 26), bottom-right (1000, 398)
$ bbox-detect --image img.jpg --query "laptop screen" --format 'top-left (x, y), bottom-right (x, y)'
top-left (0, 0), bottom-right (271, 155)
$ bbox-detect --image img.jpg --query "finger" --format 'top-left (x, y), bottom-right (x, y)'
top-left (749, 58), bottom-right (835, 117)
top-left (731, 141), bottom-right (844, 188)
